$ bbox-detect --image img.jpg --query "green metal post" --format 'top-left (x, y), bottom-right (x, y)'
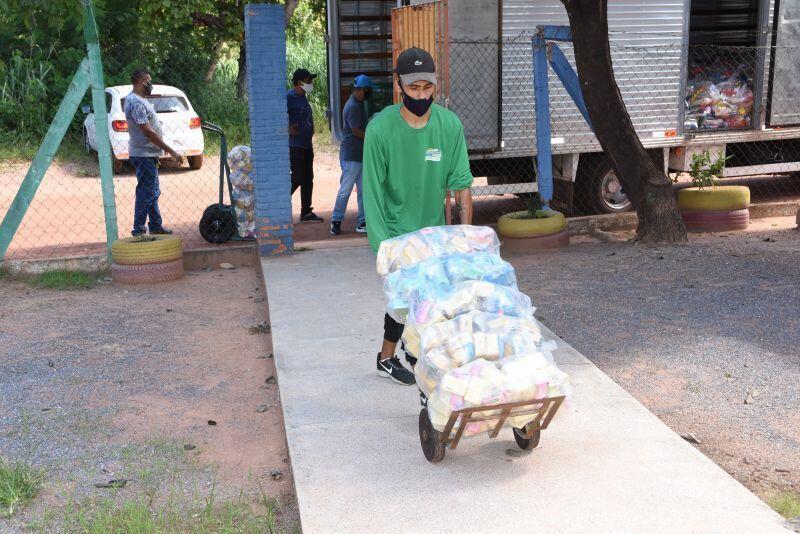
top-left (83, 0), bottom-right (119, 254)
top-left (0, 59), bottom-right (91, 261)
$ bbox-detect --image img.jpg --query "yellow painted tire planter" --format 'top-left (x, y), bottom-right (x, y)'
top-left (111, 235), bottom-right (183, 265)
top-left (677, 185), bottom-right (750, 212)
top-left (497, 210), bottom-right (567, 238)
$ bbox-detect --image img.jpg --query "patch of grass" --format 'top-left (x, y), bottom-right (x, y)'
top-left (27, 270), bottom-right (98, 290)
top-left (0, 457), bottom-right (45, 518)
top-left (58, 487), bottom-right (292, 533)
top-left (769, 491), bottom-right (800, 519)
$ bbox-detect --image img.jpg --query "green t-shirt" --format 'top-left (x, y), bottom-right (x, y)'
top-left (362, 103), bottom-right (474, 252)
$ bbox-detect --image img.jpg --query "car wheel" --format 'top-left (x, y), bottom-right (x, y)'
top-left (578, 161), bottom-right (633, 214)
top-left (188, 155), bottom-right (203, 170)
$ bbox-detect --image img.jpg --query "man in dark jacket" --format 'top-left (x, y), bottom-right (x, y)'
top-left (287, 68), bottom-right (323, 223)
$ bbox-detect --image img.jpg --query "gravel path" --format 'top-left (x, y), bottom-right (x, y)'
top-left (0, 266), bottom-right (297, 531)
top-left (511, 220), bottom-right (800, 499)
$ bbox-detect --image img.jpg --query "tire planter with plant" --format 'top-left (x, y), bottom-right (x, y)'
top-left (111, 258), bottom-right (185, 285)
top-left (110, 235), bottom-right (184, 285)
top-left (677, 149), bottom-right (750, 232)
top-left (498, 196), bottom-right (569, 252)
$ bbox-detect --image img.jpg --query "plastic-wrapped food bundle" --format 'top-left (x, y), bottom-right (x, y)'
top-left (403, 281), bottom-right (535, 358)
top-left (383, 252), bottom-right (517, 322)
top-left (426, 355), bottom-right (572, 435)
top-left (376, 225), bottom-right (500, 276)
top-left (416, 311), bottom-right (547, 397)
top-left (684, 64), bottom-right (754, 131)
top-left (227, 145), bottom-right (257, 239)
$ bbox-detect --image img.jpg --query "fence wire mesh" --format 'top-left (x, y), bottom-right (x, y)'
top-left (440, 34), bottom-right (800, 223)
top-left (0, 48), bottom-right (252, 261)
top-left (4, 31), bottom-right (800, 261)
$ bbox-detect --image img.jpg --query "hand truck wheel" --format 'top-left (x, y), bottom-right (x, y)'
top-left (419, 408), bottom-right (446, 463)
top-left (513, 425), bottom-right (541, 451)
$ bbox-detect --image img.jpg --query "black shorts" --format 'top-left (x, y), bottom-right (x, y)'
top-left (383, 313), bottom-right (404, 343)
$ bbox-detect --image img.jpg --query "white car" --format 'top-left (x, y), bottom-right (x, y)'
top-left (83, 84), bottom-right (204, 171)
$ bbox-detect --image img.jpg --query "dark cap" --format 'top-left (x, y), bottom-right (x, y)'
top-left (396, 47), bottom-right (436, 86)
top-left (292, 68), bottom-right (318, 83)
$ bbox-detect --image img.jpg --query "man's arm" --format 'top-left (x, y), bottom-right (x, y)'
top-left (454, 188), bottom-right (473, 225)
top-left (446, 120), bottom-right (474, 225)
top-left (346, 103), bottom-right (367, 140)
top-left (362, 127), bottom-right (390, 252)
top-left (138, 122), bottom-right (181, 162)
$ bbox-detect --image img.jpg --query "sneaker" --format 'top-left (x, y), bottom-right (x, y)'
top-left (400, 340), bottom-right (417, 369)
top-left (300, 212), bottom-right (324, 223)
top-left (330, 221), bottom-right (342, 235)
top-left (377, 353), bottom-right (416, 386)
top-left (356, 222), bottom-right (367, 233)
top-left (131, 230), bottom-right (146, 237)
top-left (150, 227), bottom-right (173, 235)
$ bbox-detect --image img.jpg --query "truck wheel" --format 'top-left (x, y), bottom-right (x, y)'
top-left (188, 155), bottom-right (203, 170)
top-left (578, 162), bottom-right (633, 214)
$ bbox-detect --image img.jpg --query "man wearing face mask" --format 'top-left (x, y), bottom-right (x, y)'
top-left (363, 47), bottom-right (474, 386)
top-left (124, 69), bottom-right (183, 236)
top-left (330, 74), bottom-right (374, 235)
top-left (287, 68), bottom-right (323, 223)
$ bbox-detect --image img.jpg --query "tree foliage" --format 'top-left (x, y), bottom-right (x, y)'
top-left (0, 0), bottom-right (327, 153)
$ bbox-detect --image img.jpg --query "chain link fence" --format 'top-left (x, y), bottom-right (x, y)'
top-left (441, 33), bottom-right (800, 223)
top-left (0, 47), bottom-right (252, 261)
top-left (4, 29), bottom-right (800, 261)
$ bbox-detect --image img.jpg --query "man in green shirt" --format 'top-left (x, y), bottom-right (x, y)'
top-left (363, 47), bottom-right (474, 386)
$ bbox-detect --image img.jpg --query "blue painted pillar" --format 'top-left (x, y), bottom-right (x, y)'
top-left (532, 36), bottom-right (553, 205)
top-left (245, 4), bottom-right (293, 255)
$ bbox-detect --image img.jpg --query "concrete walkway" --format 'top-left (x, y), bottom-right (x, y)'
top-left (262, 246), bottom-right (787, 534)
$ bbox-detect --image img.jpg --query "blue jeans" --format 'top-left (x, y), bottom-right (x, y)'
top-left (332, 159), bottom-right (365, 225)
top-left (130, 156), bottom-right (164, 234)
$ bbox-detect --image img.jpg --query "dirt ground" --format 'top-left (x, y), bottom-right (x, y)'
top-left (0, 264), bottom-right (297, 531)
top-left (510, 216), bottom-right (800, 501)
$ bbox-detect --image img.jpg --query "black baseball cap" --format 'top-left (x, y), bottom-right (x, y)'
top-left (292, 68), bottom-right (317, 83)
top-left (396, 47), bottom-right (436, 86)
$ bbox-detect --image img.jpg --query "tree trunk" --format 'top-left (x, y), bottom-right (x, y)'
top-left (236, 36), bottom-right (247, 100)
top-left (560, 0), bottom-right (687, 243)
top-left (285, 0), bottom-right (300, 26)
top-left (205, 40), bottom-right (225, 82)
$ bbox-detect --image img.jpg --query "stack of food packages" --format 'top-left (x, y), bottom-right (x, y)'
top-left (226, 145), bottom-right (257, 239)
top-left (378, 226), bottom-right (572, 438)
top-left (684, 63), bottom-right (754, 131)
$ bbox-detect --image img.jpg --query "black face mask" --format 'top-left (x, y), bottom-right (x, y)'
top-left (363, 88), bottom-right (372, 100)
top-left (400, 85), bottom-right (433, 117)
top-left (143, 81), bottom-right (153, 96)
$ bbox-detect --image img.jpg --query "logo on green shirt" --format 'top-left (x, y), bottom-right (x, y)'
top-left (425, 148), bottom-right (442, 162)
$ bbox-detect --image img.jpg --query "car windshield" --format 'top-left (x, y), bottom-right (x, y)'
top-left (122, 95), bottom-right (189, 113)
top-left (148, 95), bottom-right (189, 113)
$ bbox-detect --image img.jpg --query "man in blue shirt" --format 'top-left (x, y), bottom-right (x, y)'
top-left (287, 68), bottom-right (323, 223)
top-left (330, 74), bottom-right (373, 235)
